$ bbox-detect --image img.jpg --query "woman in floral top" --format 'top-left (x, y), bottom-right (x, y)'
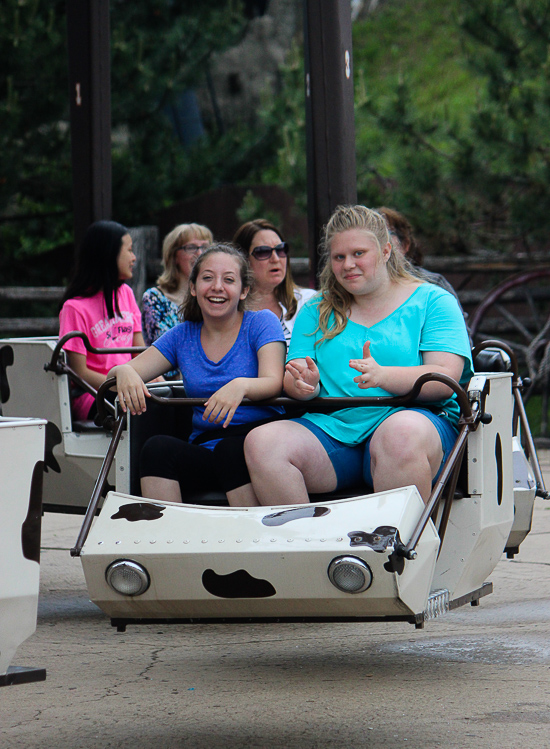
top-left (142, 223), bottom-right (213, 376)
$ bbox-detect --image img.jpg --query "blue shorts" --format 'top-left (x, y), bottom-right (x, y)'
top-left (293, 408), bottom-right (458, 492)
top-left (363, 408), bottom-right (458, 488)
top-left (291, 418), bottom-right (364, 490)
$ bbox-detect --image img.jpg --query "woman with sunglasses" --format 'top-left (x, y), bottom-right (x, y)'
top-left (142, 223), bottom-right (213, 349)
top-left (233, 219), bottom-right (317, 347)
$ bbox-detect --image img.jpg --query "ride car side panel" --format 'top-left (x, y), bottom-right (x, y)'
top-left (80, 487), bottom-right (440, 621)
top-left (0, 337), bottom-right (113, 512)
top-left (0, 417), bottom-right (46, 682)
top-left (432, 373), bottom-right (514, 599)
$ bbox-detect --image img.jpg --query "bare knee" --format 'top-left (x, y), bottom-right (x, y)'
top-left (370, 421), bottom-right (420, 468)
top-left (244, 423), bottom-right (288, 468)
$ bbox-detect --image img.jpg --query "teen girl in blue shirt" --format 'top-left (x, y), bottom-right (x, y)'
top-left (108, 244), bottom-right (285, 505)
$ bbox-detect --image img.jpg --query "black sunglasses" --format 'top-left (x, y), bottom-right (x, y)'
top-left (250, 242), bottom-right (289, 261)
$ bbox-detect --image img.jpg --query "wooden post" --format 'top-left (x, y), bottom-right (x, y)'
top-left (66, 0), bottom-right (112, 250)
top-left (304, 0), bottom-right (357, 283)
top-left (128, 226), bottom-right (159, 303)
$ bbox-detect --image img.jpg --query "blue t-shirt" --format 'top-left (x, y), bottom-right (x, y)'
top-left (153, 309), bottom-right (285, 444)
top-left (287, 283), bottom-right (474, 445)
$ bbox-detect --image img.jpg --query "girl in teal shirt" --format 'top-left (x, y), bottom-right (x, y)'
top-left (240, 205), bottom-right (473, 506)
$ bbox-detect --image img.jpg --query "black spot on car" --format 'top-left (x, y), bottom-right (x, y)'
top-left (202, 569), bottom-right (276, 598)
top-left (111, 503), bottom-right (166, 521)
top-left (44, 421), bottom-right (62, 473)
top-left (348, 526), bottom-right (407, 576)
top-left (21, 461), bottom-right (44, 563)
top-left (0, 344), bottom-right (14, 403)
top-left (348, 526), bottom-right (399, 552)
top-left (262, 506), bottom-right (331, 526)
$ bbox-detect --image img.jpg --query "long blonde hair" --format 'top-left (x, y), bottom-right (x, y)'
top-left (157, 223), bottom-right (213, 293)
top-left (316, 205), bottom-right (422, 343)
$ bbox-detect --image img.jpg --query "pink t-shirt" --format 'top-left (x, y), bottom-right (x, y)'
top-left (59, 285), bottom-right (142, 419)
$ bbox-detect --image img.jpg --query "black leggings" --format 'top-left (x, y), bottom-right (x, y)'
top-left (139, 434), bottom-right (251, 498)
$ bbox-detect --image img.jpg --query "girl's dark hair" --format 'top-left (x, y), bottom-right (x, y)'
top-left (61, 220), bottom-right (129, 319)
top-left (233, 218), bottom-right (298, 320)
top-left (182, 243), bottom-right (252, 323)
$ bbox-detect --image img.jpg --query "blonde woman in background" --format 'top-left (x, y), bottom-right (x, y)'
top-left (142, 223), bottom-right (213, 346)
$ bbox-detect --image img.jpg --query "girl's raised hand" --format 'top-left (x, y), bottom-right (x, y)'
top-left (285, 356), bottom-right (320, 395)
top-left (349, 341), bottom-right (384, 390)
top-left (203, 378), bottom-right (247, 428)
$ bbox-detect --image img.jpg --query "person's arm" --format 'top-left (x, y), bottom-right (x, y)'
top-left (283, 357), bottom-right (320, 400)
top-left (349, 342), bottom-right (465, 400)
top-left (107, 347), bottom-right (172, 415)
top-left (66, 351), bottom-right (106, 392)
top-left (132, 330), bottom-right (165, 382)
top-left (132, 331), bottom-right (145, 348)
top-left (202, 341), bottom-right (286, 427)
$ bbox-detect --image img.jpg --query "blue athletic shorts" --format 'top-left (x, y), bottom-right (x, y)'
top-left (293, 408), bottom-right (458, 492)
top-left (290, 418), bottom-right (364, 490)
top-left (362, 407), bottom-right (458, 488)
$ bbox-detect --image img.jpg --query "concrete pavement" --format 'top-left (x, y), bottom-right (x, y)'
top-left (2, 455), bottom-right (550, 749)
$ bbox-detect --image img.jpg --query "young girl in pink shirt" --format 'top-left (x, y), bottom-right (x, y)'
top-left (59, 221), bottom-right (144, 420)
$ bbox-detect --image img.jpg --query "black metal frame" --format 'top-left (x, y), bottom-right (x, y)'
top-left (472, 340), bottom-right (549, 501)
top-left (44, 331), bottom-right (145, 419)
top-left (110, 583), bottom-right (494, 633)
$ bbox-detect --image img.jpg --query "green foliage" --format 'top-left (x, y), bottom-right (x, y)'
top-left (353, 0), bottom-right (550, 254)
top-left (235, 190), bottom-right (281, 229)
top-left (259, 44), bottom-right (308, 213)
top-left (0, 0), bottom-right (250, 282)
top-left (0, 0), bottom-right (72, 266)
top-left (6, 0), bottom-right (550, 278)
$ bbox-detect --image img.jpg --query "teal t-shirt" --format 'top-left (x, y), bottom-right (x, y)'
top-left (287, 283), bottom-right (473, 445)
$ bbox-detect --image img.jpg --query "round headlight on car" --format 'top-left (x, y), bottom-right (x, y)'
top-left (105, 560), bottom-right (150, 596)
top-left (328, 555), bottom-right (373, 594)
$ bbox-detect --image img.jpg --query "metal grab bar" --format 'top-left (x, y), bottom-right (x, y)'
top-left (44, 332), bottom-right (146, 422)
top-left (395, 423), bottom-right (472, 560)
top-left (45, 331), bottom-right (145, 374)
top-left (70, 413), bottom-right (126, 557)
top-left (513, 386), bottom-right (549, 499)
top-left (472, 339), bottom-right (519, 378)
top-left (95, 371), bottom-right (472, 426)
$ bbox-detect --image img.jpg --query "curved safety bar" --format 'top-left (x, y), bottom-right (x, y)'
top-left (71, 412), bottom-right (127, 557)
top-left (95, 372), bottom-right (472, 428)
top-left (45, 331), bottom-right (145, 373)
top-left (472, 339), bottom-right (519, 379)
top-left (95, 377), bottom-right (120, 429)
top-left (138, 371), bottom-right (472, 419)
